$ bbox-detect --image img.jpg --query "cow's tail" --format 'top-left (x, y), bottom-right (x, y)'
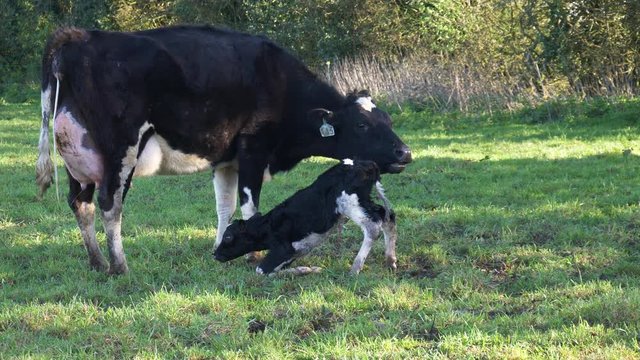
top-left (374, 181), bottom-right (393, 222)
top-left (36, 27), bottom-right (88, 200)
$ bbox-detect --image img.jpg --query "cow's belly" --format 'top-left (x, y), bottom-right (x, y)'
top-left (134, 134), bottom-right (211, 176)
top-left (54, 109), bottom-right (104, 186)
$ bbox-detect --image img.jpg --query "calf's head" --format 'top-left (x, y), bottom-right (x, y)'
top-left (309, 91), bottom-right (412, 173)
top-left (214, 214), bottom-right (266, 262)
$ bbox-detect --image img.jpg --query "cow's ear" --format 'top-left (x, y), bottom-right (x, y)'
top-left (308, 108), bottom-right (336, 137)
top-left (308, 108), bottom-right (335, 124)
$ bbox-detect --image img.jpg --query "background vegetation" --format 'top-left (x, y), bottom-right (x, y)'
top-left (2, 1), bottom-right (639, 110)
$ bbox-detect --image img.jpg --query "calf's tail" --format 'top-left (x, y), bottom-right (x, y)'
top-left (374, 181), bottom-right (393, 222)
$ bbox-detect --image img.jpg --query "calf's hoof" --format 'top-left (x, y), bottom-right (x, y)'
top-left (386, 257), bottom-right (397, 271)
top-left (108, 262), bottom-right (129, 275)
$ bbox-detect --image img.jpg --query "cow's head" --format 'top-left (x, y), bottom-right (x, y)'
top-left (214, 214), bottom-right (265, 262)
top-left (308, 90), bottom-right (412, 173)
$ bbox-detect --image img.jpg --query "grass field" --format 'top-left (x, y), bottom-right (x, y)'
top-left (1, 98), bottom-right (640, 358)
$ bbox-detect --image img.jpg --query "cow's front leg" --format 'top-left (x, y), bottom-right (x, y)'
top-left (67, 170), bottom-right (108, 272)
top-left (213, 162), bottom-right (238, 250)
top-left (237, 148), bottom-right (268, 262)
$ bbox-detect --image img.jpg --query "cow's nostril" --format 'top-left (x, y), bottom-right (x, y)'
top-left (395, 146), bottom-right (412, 163)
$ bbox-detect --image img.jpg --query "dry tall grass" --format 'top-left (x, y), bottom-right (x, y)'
top-left (325, 53), bottom-right (635, 113)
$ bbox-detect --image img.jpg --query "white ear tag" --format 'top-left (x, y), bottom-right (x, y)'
top-left (319, 119), bottom-right (335, 137)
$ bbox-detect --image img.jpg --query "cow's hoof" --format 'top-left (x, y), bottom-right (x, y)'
top-left (89, 257), bottom-right (110, 273)
top-left (245, 251), bottom-right (263, 263)
top-left (108, 262), bottom-right (129, 275)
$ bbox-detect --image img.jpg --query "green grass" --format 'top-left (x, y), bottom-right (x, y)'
top-left (1, 98), bottom-right (640, 358)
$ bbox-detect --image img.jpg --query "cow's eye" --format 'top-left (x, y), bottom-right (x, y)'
top-left (357, 123), bottom-right (368, 130)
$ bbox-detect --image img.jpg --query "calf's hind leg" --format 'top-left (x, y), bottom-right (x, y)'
top-left (67, 170), bottom-right (108, 272)
top-left (381, 211), bottom-right (398, 270)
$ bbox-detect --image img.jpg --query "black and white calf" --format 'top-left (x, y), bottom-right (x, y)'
top-left (214, 159), bottom-right (398, 275)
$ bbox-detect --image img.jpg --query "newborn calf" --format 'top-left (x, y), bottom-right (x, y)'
top-left (214, 159), bottom-right (397, 275)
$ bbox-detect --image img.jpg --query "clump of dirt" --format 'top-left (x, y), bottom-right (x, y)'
top-left (400, 254), bottom-right (439, 279)
top-left (475, 257), bottom-right (512, 277)
top-left (400, 319), bottom-right (441, 342)
top-left (295, 306), bottom-right (341, 339)
top-left (247, 319), bottom-right (266, 334)
top-left (310, 307), bottom-right (338, 332)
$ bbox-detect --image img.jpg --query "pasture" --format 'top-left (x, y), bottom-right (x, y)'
top-left (1, 98), bottom-right (640, 358)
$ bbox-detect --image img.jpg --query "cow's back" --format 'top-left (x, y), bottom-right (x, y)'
top-left (135, 26), bottom-right (281, 93)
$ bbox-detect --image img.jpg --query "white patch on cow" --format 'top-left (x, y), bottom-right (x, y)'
top-left (335, 191), bottom-right (367, 223)
top-left (134, 134), bottom-right (210, 177)
top-left (342, 158), bottom-right (354, 166)
top-left (375, 180), bottom-right (392, 221)
top-left (213, 159), bottom-right (239, 249)
top-left (241, 187), bottom-right (257, 220)
top-left (133, 134), bottom-right (162, 176)
top-left (355, 96), bottom-right (376, 112)
top-left (263, 165), bottom-right (272, 182)
top-left (119, 122), bottom-right (151, 186)
top-left (54, 108), bottom-right (104, 186)
top-left (292, 233), bottom-right (326, 255)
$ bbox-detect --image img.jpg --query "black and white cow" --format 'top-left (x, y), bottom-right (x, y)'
top-left (36, 26), bottom-right (411, 274)
top-left (214, 159), bottom-right (397, 275)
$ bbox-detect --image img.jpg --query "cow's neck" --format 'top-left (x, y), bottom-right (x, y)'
top-left (274, 78), bottom-right (345, 172)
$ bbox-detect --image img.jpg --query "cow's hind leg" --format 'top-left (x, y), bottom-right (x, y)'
top-left (98, 183), bottom-right (129, 274)
top-left (97, 149), bottom-right (139, 275)
top-left (67, 170), bottom-right (108, 272)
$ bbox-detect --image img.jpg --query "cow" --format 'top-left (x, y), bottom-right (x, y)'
top-left (35, 25), bottom-right (411, 274)
top-left (214, 159), bottom-right (397, 275)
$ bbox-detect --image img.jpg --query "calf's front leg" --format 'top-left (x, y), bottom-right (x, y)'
top-left (256, 242), bottom-right (296, 275)
top-left (350, 220), bottom-right (381, 274)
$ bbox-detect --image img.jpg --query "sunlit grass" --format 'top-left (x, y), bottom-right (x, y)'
top-left (1, 99), bottom-right (640, 358)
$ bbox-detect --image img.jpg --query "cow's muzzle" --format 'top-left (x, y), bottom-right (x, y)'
top-left (387, 145), bottom-right (412, 173)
